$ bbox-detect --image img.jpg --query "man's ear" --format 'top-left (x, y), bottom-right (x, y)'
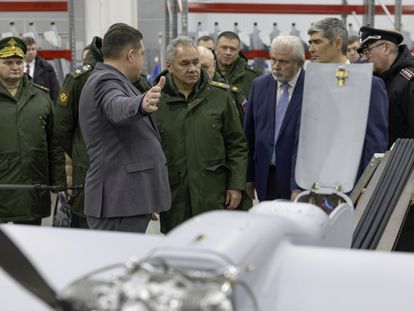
top-left (127, 49), bottom-right (134, 63)
top-left (335, 37), bottom-right (343, 52)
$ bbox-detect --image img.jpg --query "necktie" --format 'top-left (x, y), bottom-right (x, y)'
top-left (25, 65), bottom-right (31, 76)
top-left (271, 82), bottom-right (290, 164)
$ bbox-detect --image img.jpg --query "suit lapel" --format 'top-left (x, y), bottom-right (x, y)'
top-left (127, 78), bottom-right (161, 139)
top-left (33, 59), bottom-right (42, 81)
top-left (264, 75), bottom-right (277, 139)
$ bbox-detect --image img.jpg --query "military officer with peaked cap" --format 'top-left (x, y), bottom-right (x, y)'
top-left (0, 37), bottom-right (65, 224)
top-left (359, 26), bottom-right (414, 147)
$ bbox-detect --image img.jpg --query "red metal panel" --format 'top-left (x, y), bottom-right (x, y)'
top-left (243, 50), bottom-right (311, 60)
top-left (38, 49), bottom-right (71, 61)
top-left (0, 1), bottom-right (67, 12)
top-left (188, 3), bottom-right (414, 15)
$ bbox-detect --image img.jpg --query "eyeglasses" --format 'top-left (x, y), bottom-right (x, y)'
top-left (360, 42), bottom-right (386, 57)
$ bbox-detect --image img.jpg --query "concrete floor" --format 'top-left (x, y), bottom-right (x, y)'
top-left (43, 193), bottom-right (259, 234)
top-left (43, 193), bottom-right (162, 234)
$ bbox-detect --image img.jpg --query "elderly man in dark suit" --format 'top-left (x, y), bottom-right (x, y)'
top-left (22, 36), bottom-right (60, 103)
top-left (79, 23), bottom-right (171, 233)
top-left (244, 35), bottom-right (305, 201)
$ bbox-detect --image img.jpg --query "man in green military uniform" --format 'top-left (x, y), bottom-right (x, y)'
top-left (54, 37), bottom-right (152, 228)
top-left (214, 31), bottom-right (261, 99)
top-left (0, 37), bottom-right (65, 224)
top-left (155, 36), bottom-right (248, 233)
top-left (54, 36), bottom-right (103, 228)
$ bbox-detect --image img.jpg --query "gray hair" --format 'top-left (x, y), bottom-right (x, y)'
top-left (270, 35), bottom-right (305, 62)
top-left (386, 41), bottom-right (399, 54)
top-left (308, 17), bottom-right (348, 55)
top-left (166, 36), bottom-right (197, 62)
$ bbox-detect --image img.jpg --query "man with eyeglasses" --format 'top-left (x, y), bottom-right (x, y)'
top-left (214, 31), bottom-right (261, 100)
top-left (359, 26), bottom-right (414, 147)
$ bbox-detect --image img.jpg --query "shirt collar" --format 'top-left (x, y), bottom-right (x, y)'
top-left (24, 59), bottom-right (35, 67)
top-left (278, 68), bottom-right (301, 90)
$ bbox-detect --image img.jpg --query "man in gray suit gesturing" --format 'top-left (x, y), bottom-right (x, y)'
top-left (79, 23), bottom-right (171, 233)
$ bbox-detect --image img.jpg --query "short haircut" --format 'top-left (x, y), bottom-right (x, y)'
top-left (166, 36), bottom-right (197, 62)
top-left (217, 31), bottom-right (240, 44)
top-left (197, 46), bottom-right (215, 61)
top-left (197, 35), bottom-right (214, 45)
top-left (22, 36), bottom-right (36, 46)
top-left (348, 35), bottom-right (360, 45)
top-left (271, 35), bottom-right (305, 63)
top-left (102, 23), bottom-right (143, 60)
top-left (308, 17), bottom-right (348, 55)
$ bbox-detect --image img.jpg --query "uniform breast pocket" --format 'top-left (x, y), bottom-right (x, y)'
top-left (210, 116), bottom-right (223, 133)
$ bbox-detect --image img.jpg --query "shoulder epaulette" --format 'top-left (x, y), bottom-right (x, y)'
top-left (245, 65), bottom-right (261, 75)
top-left (70, 64), bottom-right (93, 78)
top-left (33, 83), bottom-right (49, 92)
top-left (210, 80), bottom-right (230, 90)
top-left (400, 68), bottom-right (414, 81)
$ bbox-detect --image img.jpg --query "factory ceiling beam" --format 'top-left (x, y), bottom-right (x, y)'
top-left (0, 1), bottom-right (67, 12)
top-left (187, 3), bottom-right (414, 15)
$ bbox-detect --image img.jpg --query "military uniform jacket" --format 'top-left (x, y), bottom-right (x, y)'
top-left (0, 75), bottom-right (65, 221)
top-left (154, 70), bottom-right (248, 230)
top-left (378, 45), bottom-right (414, 147)
top-left (213, 71), bottom-right (246, 125)
top-left (55, 63), bottom-right (94, 215)
top-left (54, 37), bottom-right (103, 216)
top-left (215, 53), bottom-right (261, 98)
top-left (79, 62), bottom-right (171, 218)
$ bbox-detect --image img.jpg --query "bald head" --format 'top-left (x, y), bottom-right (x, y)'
top-left (197, 46), bottom-right (216, 79)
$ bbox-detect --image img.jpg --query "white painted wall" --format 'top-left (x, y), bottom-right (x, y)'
top-left (84, 0), bottom-right (138, 44)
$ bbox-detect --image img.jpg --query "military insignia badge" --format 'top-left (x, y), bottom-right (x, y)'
top-left (210, 80), bottom-right (230, 89)
top-left (336, 66), bottom-right (349, 87)
top-left (0, 36), bottom-right (26, 59)
top-left (58, 90), bottom-right (69, 106)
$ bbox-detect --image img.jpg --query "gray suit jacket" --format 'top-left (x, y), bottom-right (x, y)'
top-left (79, 62), bottom-right (171, 218)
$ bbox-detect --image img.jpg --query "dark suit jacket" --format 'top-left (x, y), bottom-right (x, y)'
top-left (79, 63), bottom-right (171, 218)
top-left (244, 70), bottom-right (305, 201)
top-left (244, 71), bottom-right (388, 200)
top-left (357, 76), bottom-right (389, 179)
top-left (33, 56), bottom-right (60, 103)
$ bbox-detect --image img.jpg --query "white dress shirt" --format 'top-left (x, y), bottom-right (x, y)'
top-left (24, 60), bottom-right (35, 78)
